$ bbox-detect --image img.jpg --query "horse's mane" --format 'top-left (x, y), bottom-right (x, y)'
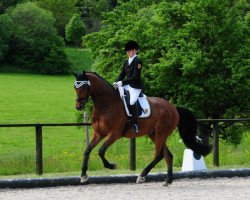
top-left (87, 72), bottom-right (116, 92)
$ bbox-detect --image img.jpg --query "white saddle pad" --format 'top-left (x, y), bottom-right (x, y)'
top-left (118, 87), bottom-right (151, 118)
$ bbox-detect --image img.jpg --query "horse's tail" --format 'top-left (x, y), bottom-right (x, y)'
top-left (176, 107), bottom-right (212, 156)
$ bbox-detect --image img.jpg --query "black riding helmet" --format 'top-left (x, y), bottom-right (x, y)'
top-left (124, 40), bottom-right (139, 51)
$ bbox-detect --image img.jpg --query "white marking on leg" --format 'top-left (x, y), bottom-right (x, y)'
top-left (80, 175), bottom-right (89, 183)
top-left (136, 175), bottom-right (146, 184)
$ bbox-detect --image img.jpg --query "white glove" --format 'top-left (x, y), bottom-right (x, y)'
top-left (113, 81), bottom-right (122, 89)
top-left (113, 82), bottom-right (118, 89)
top-left (116, 81), bottom-right (122, 87)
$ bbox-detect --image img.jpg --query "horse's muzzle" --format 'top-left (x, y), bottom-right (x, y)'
top-left (76, 100), bottom-right (86, 111)
top-left (76, 105), bottom-right (84, 111)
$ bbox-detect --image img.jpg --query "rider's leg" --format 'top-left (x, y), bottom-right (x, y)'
top-left (130, 103), bottom-right (139, 133)
top-left (129, 87), bottom-right (141, 133)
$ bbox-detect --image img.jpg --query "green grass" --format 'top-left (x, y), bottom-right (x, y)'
top-left (65, 48), bottom-right (94, 72)
top-left (0, 48), bottom-right (249, 177)
top-left (0, 47), bottom-right (93, 124)
top-left (0, 73), bottom-right (77, 124)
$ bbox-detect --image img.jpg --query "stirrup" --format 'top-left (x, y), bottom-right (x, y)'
top-left (132, 124), bottom-right (139, 133)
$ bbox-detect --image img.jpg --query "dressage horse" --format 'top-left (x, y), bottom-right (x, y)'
top-left (74, 71), bottom-right (211, 185)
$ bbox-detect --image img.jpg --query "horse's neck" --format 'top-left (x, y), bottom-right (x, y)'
top-left (88, 73), bottom-right (119, 111)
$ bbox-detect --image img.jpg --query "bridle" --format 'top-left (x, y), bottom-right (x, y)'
top-left (74, 80), bottom-right (92, 107)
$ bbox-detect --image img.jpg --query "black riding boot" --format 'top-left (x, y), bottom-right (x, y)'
top-left (130, 104), bottom-right (139, 133)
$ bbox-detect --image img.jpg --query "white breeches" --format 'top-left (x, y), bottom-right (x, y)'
top-left (122, 85), bottom-right (142, 105)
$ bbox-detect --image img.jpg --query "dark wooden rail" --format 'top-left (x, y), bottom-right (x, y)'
top-left (0, 119), bottom-right (249, 175)
top-left (0, 123), bottom-right (91, 175)
top-left (197, 119), bottom-right (250, 167)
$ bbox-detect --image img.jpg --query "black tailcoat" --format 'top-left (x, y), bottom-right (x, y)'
top-left (116, 57), bottom-right (143, 89)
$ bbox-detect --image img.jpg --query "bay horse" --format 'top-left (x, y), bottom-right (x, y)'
top-left (74, 71), bottom-right (211, 185)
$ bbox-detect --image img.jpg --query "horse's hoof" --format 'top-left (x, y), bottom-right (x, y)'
top-left (167, 178), bottom-right (173, 184)
top-left (136, 176), bottom-right (146, 184)
top-left (163, 178), bottom-right (173, 187)
top-left (80, 175), bottom-right (89, 183)
top-left (163, 182), bottom-right (170, 187)
top-left (111, 163), bottom-right (117, 170)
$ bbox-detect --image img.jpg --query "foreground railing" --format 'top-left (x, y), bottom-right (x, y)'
top-left (0, 123), bottom-right (91, 175)
top-left (0, 118), bottom-right (249, 175)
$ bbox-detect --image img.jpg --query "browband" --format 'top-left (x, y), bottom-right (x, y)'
top-left (74, 80), bottom-right (91, 88)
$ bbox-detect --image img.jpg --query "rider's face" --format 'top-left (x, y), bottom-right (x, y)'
top-left (126, 49), bottom-right (137, 58)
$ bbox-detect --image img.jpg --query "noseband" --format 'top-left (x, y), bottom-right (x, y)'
top-left (75, 80), bottom-right (92, 105)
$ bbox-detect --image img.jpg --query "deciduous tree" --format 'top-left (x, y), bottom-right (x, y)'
top-left (65, 14), bottom-right (87, 47)
top-left (0, 14), bottom-right (12, 62)
top-left (7, 2), bottom-right (70, 74)
top-left (36, 0), bottom-right (78, 36)
top-left (83, 0), bottom-right (249, 144)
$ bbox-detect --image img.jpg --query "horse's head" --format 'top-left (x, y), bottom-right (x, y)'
top-left (74, 71), bottom-right (91, 111)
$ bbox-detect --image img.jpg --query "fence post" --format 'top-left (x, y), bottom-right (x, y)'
top-left (84, 112), bottom-right (90, 146)
top-left (130, 138), bottom-right (136, 170)
top-left (35, 124), bottom-right (43, 175)
top-left (213, 122), bottom-right (219, 167)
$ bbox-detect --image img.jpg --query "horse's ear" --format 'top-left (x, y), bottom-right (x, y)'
top-left (82, 70), bottom-right (89, 79)
top-left (73, 72), bottom-right (78, 78)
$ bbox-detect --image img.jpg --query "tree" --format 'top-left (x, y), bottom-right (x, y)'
top-left (36, 0), bottom-right (78, 36)
top-left (0, 0), bottom-right (25, 14)
top-left (76, 0), bottom-right (109, 32)
top-left (0, 14), bottom-right (12, 62)
top-left (83, 0), bottom-right (249, 144)
top-left (108, 0), bottom-right (118, 9)
top-left (65, 14), bottom-right (87, 47)
top-left (7, 2), bottom-right (70, 74)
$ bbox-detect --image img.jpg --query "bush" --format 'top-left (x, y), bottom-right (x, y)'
top-left (7, 2), bottom-right (70, 74)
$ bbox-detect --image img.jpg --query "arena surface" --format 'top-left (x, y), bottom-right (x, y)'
top-left (1, 177), bottom-right (249, 200)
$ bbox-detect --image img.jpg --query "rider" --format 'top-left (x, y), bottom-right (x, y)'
top-left (113, 40), bottom-right (143, 133)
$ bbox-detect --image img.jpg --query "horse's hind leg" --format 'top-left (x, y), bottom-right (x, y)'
top-left (137, 135), bottom-right (164, 183)
top-left (163, 144), bottom-right (173, 185)
top-left (98, 136), bottom-right (119, 170)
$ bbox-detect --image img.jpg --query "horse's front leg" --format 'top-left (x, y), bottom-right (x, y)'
top-left (98, 136), bottom-right (119, 170)
top-left (81, 133), bottom-right (103, 183)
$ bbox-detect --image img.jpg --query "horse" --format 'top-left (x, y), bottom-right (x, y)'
top-left (74, 71), bottom-right (211, 185)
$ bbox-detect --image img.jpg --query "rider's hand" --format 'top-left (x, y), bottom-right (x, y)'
top-left (116, 81), bottom-right (122, 87)
top-left (113, 81), bottom-right (122, 89)
top-left (113, 82), bottom-right (118, 89)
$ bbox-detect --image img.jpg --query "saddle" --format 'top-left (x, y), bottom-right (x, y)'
top-left (118, 87), bottom-right (151, 118)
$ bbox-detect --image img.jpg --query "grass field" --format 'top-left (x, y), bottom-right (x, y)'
top-left (64, 48), bottom-right (93, 72)
top-left (0, 48), bottom-right (249, 177)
